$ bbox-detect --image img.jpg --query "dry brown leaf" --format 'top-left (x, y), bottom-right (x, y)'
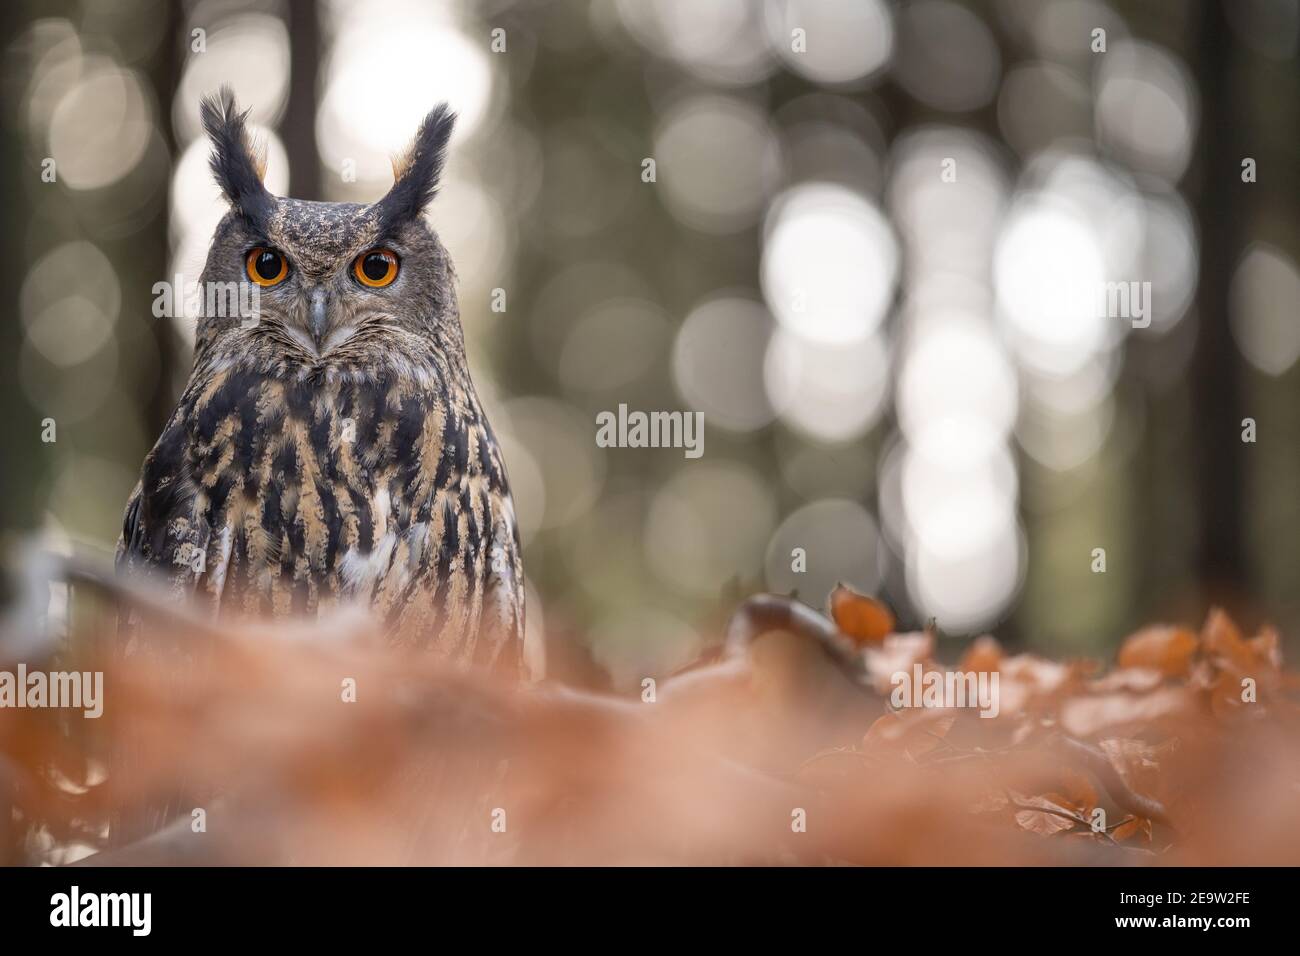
top-left (829, 584), bottom-right (895, 646)
top-left (985, 653), bottom-right (1080, 717)
top-left (1112, 816), bottom-right (1152, 844)
top-left (1014, 810), bottom-right (1075, 835)
top-left (862, 710), bottom-right (954, 759)
top-left (1058, 768), bottom-right (1099, 814)
top-left (1012, 792), bottom-right (1081, 835)
top-left (1118, 626), bottom-right (1198, 678)
top-left (1000, 654), bottom-right (1076, 696)
top-left (1098, 738), bottom-right (1168, 806)
top-left (1060, 686), bottom-right (1193, 737)
top-left (864, 632), bottom-right (935, 693)
top-left (1207, 669), bottom-right (1254, 719)
top-left (1089, 667), bottom-right (1165, 694)
top-left (1202, 608), bottom-right (1253, 672)
top-left (1248, 626), bottom-right (1283, 672)
top-left (960, 635), bottom-right (1003, 674)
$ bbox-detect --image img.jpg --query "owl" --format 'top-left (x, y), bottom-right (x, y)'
top-left (117, 88), bottom-right (523, 679)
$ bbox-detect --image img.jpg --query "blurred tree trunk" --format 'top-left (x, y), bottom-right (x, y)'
top-left (1191, 0), bottom-right (1244, 601)
top-left (142, 0), bottom-right (184, 434)
top-left (0, 0), bottom-right (35, 539)
top-left (285, 0), bottom-right (321, 199)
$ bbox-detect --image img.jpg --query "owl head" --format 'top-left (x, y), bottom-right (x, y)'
top-left (195, 87), bottom-right (463, 369)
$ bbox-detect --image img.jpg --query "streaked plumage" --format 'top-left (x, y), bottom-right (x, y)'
top-left (117, 88), bottom-right (522, 678)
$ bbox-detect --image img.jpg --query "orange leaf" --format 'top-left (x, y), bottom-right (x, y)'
top-left (862, 709), bottom-right (953, 758)
top-left (1112, 816), bottom-right (1152, 844)
top-left (864, 633), bottom-right (935, 693)
top-left (1202, 607), bottom-right (1252, 672)
top-left (1089, 668), bottom-right (1164, 694)
top-left (960, 635), bottom-right (1003, 674)
top-left (1207, 669), bottom-right (1252, 718)
top-left (829, 584), bottom-right (895, 646)
top-left (1014, 810), bottom-right (1075, 835)
top-left (1098, 738), bottom-right (1170, 809)
top-left (1117, 626), bottom-right (1198, 678)
top-left (1248, 626), bottom-right (1283, 672)
top-left (1058, 768), bottom-right (1099, 814)
top-left (999, 654), bottom-right (1075, 695)
top-left (1012, 793), bottom-right (1080, 835)
top-left (1060, 687), bottom-right (1192, 737)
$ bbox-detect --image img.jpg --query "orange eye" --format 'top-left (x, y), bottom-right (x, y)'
top-left (245, 248), bottom-right (288, 287)
top-left (353, 248), bottom-right (399, 288)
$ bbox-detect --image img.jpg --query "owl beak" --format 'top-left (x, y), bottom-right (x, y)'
top-left (307, 287), bottom-right (330, 349)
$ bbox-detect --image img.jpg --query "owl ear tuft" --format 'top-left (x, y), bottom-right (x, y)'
top-left (375, 104), bottom-right (456, 229)
top-left (200, 86), bottom-right (274, 226)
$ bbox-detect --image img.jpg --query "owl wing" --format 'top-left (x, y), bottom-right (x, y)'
top-left (362, 481), bottom-right (523, 675)
top-left (115, 407), bottom-right (226, 608)
top-left (477, 492), bottom-right (526, 678)
top-left (359, 396), bottom-right (525, 677)
top-left (119, 366), bottom-right (302, 617)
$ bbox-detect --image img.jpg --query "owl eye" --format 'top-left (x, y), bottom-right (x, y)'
top-left (245, 248), bottom-right (289, 287)
top-left (353, 249), bottom-right (399, 288)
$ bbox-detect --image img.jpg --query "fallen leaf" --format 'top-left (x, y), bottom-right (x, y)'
top-left (1060, 686), bottom-right (1193, 737)
top-left (960, 635), bottom-right (1003, 674)
top-left (1118, 626), bottom-right (1198, 678)
top-left (864, 632), bottom-right (935, 693)
top-left (862, 709), bottom-right (954, 759)
top-left (829, 584), bottom-right (895, 646)
top-left (1012, 792), bottom-right (1081, 835)
top-left (1000, 654), bottom-right (1076, 696)
top-left (1058, 768), bottom-right (1099, 814)
top-left (1112, 816), bottom-right (1152, 843)
top-left (1098, 738), bottom-right (1168, 807)
top-left (1089, 668), bottom-right (1164, 694)
top-left (1202, 608), bottom-right (1253, 672)
top-left (1248, 626), bottom-right (1283, 672)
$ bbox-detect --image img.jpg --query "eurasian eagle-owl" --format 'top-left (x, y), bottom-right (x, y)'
top-left (117, 88), bottom-right (523, 679)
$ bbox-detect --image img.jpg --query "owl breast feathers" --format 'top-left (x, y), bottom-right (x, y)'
top-left (117, 88), bottom-right (523, 679)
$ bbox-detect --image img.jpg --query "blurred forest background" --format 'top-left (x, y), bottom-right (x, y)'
top-left (1, 0), bottom-right (1297, 687)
